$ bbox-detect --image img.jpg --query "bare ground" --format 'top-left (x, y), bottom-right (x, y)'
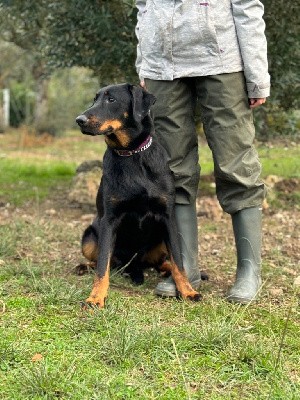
top-left (0, 181), bottom-right (299, 303)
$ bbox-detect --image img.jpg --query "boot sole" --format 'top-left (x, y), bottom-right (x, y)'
top-left (226, 294), bottom-right (257, 304)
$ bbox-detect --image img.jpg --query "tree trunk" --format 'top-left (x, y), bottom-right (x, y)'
top-left (34, 77), bottom-right (49, 134)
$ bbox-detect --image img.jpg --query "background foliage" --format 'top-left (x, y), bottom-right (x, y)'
top-left (0, 0), bottom-right (137, 82)
top-left (258, 0), bottom-right (300, 139)
top-left (262, 0), bottom-right (300, 111)
top-left (0, 0), bottom-right (299, 137)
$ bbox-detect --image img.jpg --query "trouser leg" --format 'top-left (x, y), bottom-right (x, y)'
top-left (195, 72), bottom-right (266, 214)
top-left (195, 72), bottom-right (265, 302)
top-left (145, 78), bottom-right (200, 204)
top-left (154, 203), bottom-right (202, 297)
top-left (145, 79), bottom-right (201, 296)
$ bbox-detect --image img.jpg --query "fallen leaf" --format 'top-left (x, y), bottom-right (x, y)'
top-left (269, 288), bottom-right (284, 297)
top-left (294, 276), bottom-right (300, 287)
top-left (283, 267), bottom-right (297, 276)
top-left (31, 353), bottom-right (43, 362)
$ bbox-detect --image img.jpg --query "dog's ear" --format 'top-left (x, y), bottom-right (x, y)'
top-left (129, 85), bottom-right (156, 123)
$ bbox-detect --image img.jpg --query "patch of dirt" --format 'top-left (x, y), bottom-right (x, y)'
top-left (274, 178), bottom-right (299, 194)
top-left (1, 182), bottom-right (299, 301)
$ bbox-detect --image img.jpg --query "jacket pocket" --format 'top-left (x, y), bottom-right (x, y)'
top-left (196, 2), bottom-right (220, 55)
top-left (138, 3), bottom-right (165, 71)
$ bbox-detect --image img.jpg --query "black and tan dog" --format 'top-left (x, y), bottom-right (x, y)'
top-left (76, 83), bottom-right (201, 308)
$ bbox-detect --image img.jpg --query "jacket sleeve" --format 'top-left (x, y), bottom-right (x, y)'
top-left (135, 0), bottom-right (147, 79)
top-left (231, 0), bottom-right (270, 98)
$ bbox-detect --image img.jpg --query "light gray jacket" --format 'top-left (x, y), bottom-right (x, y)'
top-left (135, 0), bottom-right (270, 98)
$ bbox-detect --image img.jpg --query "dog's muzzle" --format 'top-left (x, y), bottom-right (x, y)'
top-left (76, 114), bottom-right (88, 127)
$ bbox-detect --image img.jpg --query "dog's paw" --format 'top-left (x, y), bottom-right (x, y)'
top-left (178, 284), bottom-right (202, 302)
top-left (75, 262), bottom-right (96, 276)
top-left (186, 292), bottom-right (202, 302)
top-left (81, 296), bottom-right (107, 310)
top-left (75, 263), bottom-right (89, 275)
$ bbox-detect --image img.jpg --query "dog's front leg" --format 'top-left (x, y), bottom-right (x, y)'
top-left (85, 217), bottom-right (115, 308)
top-left (165, 214), bottom-right (202, 301)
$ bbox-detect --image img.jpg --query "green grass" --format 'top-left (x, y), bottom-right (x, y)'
top-left (0, 194), bottom-right (299, 400)
top-left (0, 129), bottom-right (299, 206)
top-left (0, 158), bottom-right (75, 205)
top-left (199, 141), bottom-right (300, 204)
top-left (258, 145), bottom-right (300, 178)
top-left (0, 217), bottom-right (299, 400)
top-left (0, 130), bottom-right (299, 399)
top-left (199, 141), bottom-right (300, 178)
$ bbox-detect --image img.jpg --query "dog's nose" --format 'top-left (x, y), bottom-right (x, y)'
top-left (76, 115), bottom-right (88, 126)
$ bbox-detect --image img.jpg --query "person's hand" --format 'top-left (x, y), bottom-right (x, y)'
top-left (249, 98), bottom-right (266, 109)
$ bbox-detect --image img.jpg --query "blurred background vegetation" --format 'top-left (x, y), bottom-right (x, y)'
top-left (0, 0), bottom-right (299, 138)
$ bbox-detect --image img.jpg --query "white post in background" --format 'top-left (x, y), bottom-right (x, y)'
top-left (3, 89), bottom-right (10, 128)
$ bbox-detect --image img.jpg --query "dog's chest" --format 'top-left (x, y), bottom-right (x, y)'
top-left (104, 154), bottom-right (170, 216)
top-left (109, 193), bottom-right (167, 218)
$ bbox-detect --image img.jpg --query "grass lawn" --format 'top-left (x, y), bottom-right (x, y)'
top-left (0, 129), bottom-right (299, 399)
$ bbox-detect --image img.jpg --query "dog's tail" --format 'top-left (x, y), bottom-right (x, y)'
top-left (82, 217), bottom-right (99, 262)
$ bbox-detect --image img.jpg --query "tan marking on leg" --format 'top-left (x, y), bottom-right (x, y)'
top-left (85, 263), bottom-right (110, 308)
top-left (82, 241), bottom-right (98, 262)
top-left (159, 259), bottom-right (173, 274)
top-left (168, 257), bottom-right (201, 301)
top-left (142, 242), bottom-right (168, 265)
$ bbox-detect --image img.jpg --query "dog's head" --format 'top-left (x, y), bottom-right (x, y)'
top-left (76, 83), bottom-right (156, 149)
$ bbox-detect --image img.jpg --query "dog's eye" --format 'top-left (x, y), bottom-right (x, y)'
top-left (107, 97), bottom-right (116, 103)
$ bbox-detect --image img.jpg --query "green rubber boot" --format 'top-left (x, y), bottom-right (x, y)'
top-left (227, 207), bottom-right (262, 304)
top-left (154, 203), bottom-right (202, 297)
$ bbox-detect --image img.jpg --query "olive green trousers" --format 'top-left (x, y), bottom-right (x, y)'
top-left (145, 72), bottom-right (266, 214)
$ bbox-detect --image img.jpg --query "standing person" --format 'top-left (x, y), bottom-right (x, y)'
top-left (135, 0), bottom-right (270, 304)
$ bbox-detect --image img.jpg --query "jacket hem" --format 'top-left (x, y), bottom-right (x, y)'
top-left (139, 64), bottom-right (244, 81)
